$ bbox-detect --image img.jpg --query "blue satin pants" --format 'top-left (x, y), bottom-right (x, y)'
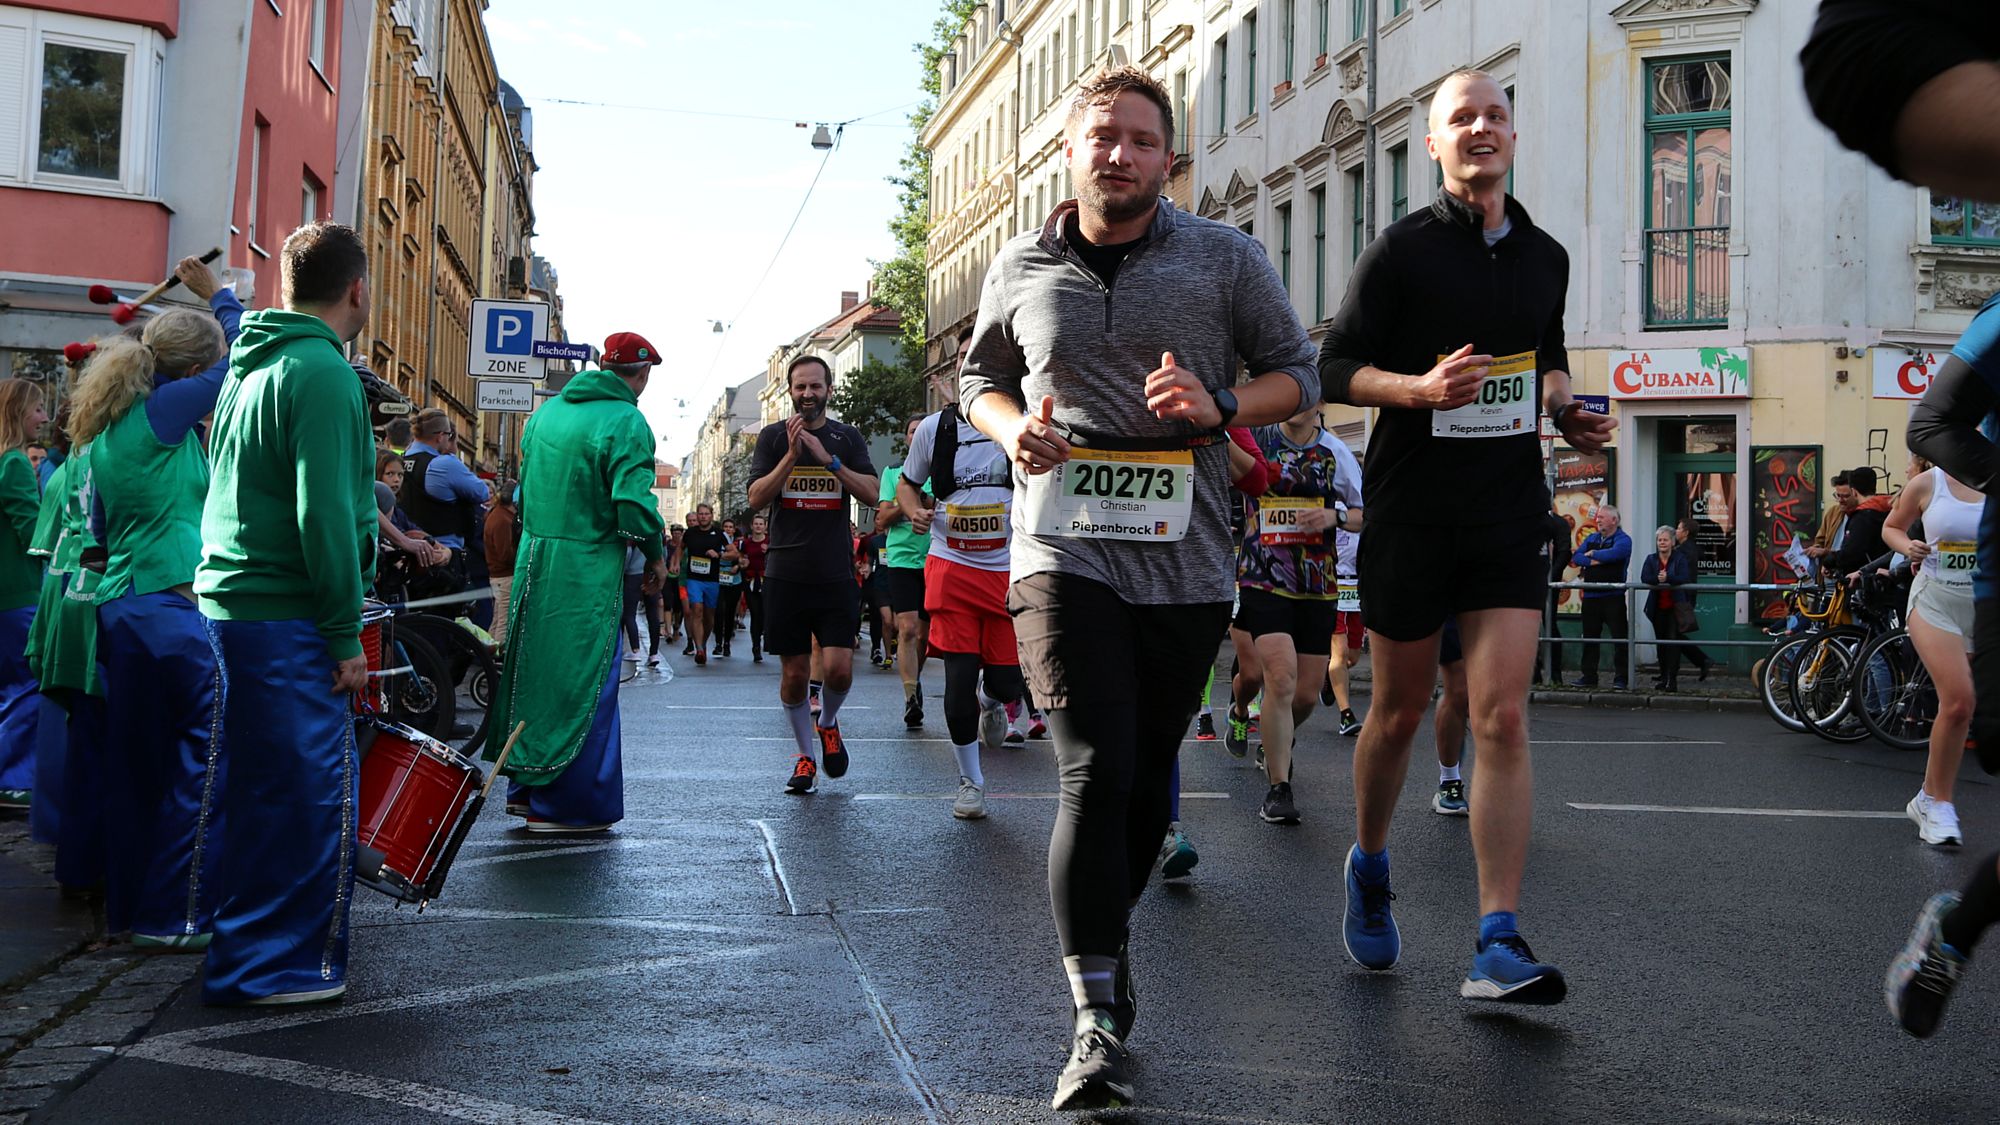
top-left (98, 591), bottom-right (224, 939)
top-left (200, 617), bottom-right (357, 1004)
top-left (507, 628), bottom-right (624, 826)
top-left (0, 605), bottom-right (39, 792)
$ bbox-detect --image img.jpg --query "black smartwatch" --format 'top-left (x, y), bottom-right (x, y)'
top-left (1549, 400), bottom-right (1583, 430)
top-left (1212, 386), bottom-right (1239, 428)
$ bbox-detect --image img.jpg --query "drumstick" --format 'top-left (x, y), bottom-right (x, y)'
top-left (478, 722), bottom-right (526, 800)
top-left (109, 247), bottom-right (223, 324)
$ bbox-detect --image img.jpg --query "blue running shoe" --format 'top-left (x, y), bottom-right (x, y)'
top-left (1342, 845), bottom-right (1400, 970)
top-left (1461, 933), bottom-right (1568, 1004)
top-left (1158, 828), bottom-right (1199, 880)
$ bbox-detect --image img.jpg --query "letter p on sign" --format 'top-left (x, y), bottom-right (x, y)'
top-left (488, 312), bottom-right (530, 355)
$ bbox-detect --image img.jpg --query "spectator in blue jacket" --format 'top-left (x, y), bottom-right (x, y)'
top-left (1571, 505), bottom-right (1633, 689)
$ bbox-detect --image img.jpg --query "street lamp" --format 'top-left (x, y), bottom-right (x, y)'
top-left (810, 124), bottom-right (834, 150)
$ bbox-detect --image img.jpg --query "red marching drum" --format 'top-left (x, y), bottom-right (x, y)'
top-left (357, 601), bottom-right (395, 714)
top-left (353, 717), bottom-right (485, 906)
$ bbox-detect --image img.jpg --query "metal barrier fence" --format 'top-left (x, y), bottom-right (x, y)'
top-left (1538, 579), bottom-right (1797, 679)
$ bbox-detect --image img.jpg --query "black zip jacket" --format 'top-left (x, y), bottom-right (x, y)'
top-left (1318, 191), bottom-right (1570, 526)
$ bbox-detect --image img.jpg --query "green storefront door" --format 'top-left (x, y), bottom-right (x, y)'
top-left (1657, 420), bottom-right (1739, 665)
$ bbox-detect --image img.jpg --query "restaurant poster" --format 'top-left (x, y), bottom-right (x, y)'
top-left (1750, 446), bottom-right (1821, 622)
top-left (1550, 447), bottom-right (1615, 616)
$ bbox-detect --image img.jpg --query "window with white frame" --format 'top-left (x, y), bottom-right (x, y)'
top-left (303, 172), bottom-right (321, 227)
top-left (309, 0), bottom-right (328, 73)
top-left (0, 9), bottom-right (164, 195)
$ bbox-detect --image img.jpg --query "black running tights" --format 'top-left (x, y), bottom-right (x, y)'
top-left (941, 651), bottom-right (1024, 745)
top-left (1009, 572), bottom-right (1229, 957)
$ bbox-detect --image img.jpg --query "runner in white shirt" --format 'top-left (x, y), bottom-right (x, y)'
top-left (899, 403), bottom-right (1025, 820)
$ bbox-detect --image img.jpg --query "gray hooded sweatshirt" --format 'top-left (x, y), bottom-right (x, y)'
top-left (958, 197), bottom-right (1319, 604)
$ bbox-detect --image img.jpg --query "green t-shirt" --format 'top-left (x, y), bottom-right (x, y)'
top-left (880, 465), bottom-right (931, 570)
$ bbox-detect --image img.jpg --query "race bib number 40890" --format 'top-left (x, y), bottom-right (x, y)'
top-left (1021, 448), bottom-right (1194, 543)
top-left (1432, 350), bottom-right (1537, 439)
top-left (781, 466), bottom-right (842, 510)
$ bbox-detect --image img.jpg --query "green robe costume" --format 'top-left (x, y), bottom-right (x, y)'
top-left (490, 368), bottom-right (664, 782)
top-left (25, 448), bottom-right (103, 700)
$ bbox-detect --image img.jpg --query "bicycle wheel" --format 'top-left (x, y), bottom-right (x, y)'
top-left (393, 612), bottom-right (494, 757)
top-left (1855, 629), bottom-right (1936, 752)
top-left (383, 626), bottom-right (458, 742)
top-left (1790, 628), bottom-right (1872, 743)
top-left (1759, 635), bottom-right (1814, 734)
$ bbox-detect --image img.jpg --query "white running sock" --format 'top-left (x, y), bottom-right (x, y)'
top-left (1063, 954), bottom-right (1119, 1010)
top-left (783, 700), bottom-right (817, 762)
top-left (818, 684), bottom-right (850, 727)
top-left (953, 741), bottom-right (984, 789)
top-left (1440, 763), bottom-right (1461, 783)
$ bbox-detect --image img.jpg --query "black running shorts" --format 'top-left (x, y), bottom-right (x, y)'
top-left (885, 564), bottom-right (928, 617)
top-left (1231, 586), bottom-right (1337, 656)
top-left (1358, 518), bottom-right (1549, 642)
top-left (762, 577), bottom-right (861, 657)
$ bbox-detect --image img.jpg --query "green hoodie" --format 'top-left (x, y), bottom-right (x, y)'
top-left (515, 368), bottom-right (665, 557)
top-left (194, 310), bottom-right (375, 660)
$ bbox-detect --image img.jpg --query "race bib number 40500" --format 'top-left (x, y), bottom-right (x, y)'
top-left (943, 502), bottom-right (1009, 553)
top-left (781, 466), bottom-right (842, 510)
top-left (1022, 448), bottom-right (1194, 543)
top-left (1432, 350), bottom-right (1536, 439)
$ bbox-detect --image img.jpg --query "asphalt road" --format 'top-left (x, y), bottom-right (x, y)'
top-left (39, 643), bottom-right (2000, 1124)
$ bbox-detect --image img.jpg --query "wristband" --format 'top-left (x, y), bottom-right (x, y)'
top-left (1550, 400), bottom-right (1584, 429)
top-left (827, 455), bottom-right (842, 473)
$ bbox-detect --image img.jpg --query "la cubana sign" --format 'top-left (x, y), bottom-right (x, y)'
top-left (1609, 348), bottom-right (1751, 400)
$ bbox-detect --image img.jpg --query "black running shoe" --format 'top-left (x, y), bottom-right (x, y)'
top-left (1320, 681), bottom-right (1337, 708)
top-left (903, 693), bottom-right (924, 729)
top-left (1051, 1006), bottom-right (1135, 1111)
top-left (1260, 782), bottom-right (1301, 825)
top-left (1110, 942), bottom-right (1137, 1041)
top-left (817, 724), bottom-right (849, 779)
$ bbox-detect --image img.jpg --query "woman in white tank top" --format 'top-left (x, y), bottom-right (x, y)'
top-left (1883, 458), bottom-right (1986, 848)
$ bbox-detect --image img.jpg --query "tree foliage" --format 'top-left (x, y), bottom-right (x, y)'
top-left (830, 356), bottom-right (926, 447)
top-left (872, 0), bottom-right (978, 365)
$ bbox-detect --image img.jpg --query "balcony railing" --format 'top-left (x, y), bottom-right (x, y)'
top-left (1644, 225), bottom-right (1729, 329)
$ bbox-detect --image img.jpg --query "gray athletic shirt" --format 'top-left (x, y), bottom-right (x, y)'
top-left (958, 198), bottom-right (1319, 604)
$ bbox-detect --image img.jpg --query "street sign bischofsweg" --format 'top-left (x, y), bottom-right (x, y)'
top-left (470, 299), bottom-right (551, 380)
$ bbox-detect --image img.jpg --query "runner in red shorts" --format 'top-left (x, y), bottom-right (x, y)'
top-left (899, 397), bottom-right (1025, 820)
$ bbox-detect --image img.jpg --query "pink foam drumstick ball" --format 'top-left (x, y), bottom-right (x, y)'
top-left (87, 284), bottom-right (117, 305)
top-left (111, 303), bottom-right (138, 325)
top-left (62, 342), bottom-right (96, 365)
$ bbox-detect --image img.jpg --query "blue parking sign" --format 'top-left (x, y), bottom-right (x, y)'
top-left (486, 310), bottom-right (532, 355)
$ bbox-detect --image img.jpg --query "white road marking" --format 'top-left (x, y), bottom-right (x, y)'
top-left (663, 704), bottom-right (872, 710)
top-left (449, 841), bottom-right (637, 868)
top-left (145, 948), bottom-right (781, 1047)
top-left (1536, 740), bottom-right (1726, 746)
top-left (377, 906), bottom-right (759, 938)
top-left (853, 791), bottom-right (1232, 801)
top-left (751, 818), bottom-right (799, 915)
top-left (122, 1040), bottom-right (616, 1125)
top-left (1568, 803), bottom-right (1907, 819)
top-left (826, 910), bottom-right (943, 1123)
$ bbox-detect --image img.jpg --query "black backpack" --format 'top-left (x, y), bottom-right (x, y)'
top-left (913, 404), bottom-right (1009, 498)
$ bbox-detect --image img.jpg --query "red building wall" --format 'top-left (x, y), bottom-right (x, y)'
top-left (7, 0), bottom-right (177, 37)
top-left (0, 188), bottom-right (168, 285)
top-left (232, 0), bottom-right (342, 308)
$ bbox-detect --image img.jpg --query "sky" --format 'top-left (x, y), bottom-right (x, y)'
top-left (483, 0), bottom-right (944, 465)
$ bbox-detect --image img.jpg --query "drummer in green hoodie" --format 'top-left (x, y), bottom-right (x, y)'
top-left (194, 223), bottom-right (376, 1006)
top-left (491, 332), bottom-right (665, 832)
